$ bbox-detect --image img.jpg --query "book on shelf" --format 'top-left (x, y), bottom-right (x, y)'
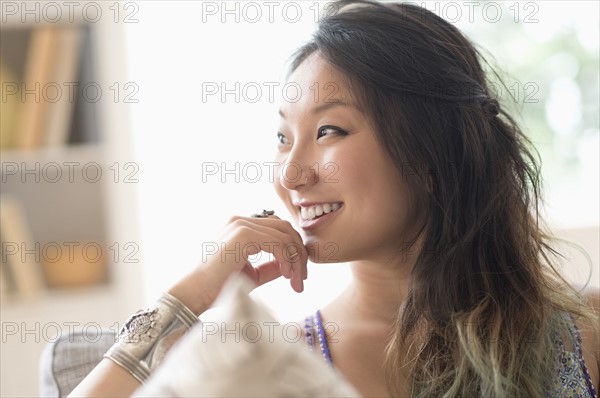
top-left (69, 25), bottom-right (100, 145)
top-left (0, 28), bottom-right (30, 150)
top-left (0, 24), bottom-right (85, 151)
top-left (0, 61), bottom-right (19, 150)
top-left (45, 26), bottom-right (84, 147)
top-left (16, 26), bottom-right (60, 150)
top-left (0, 195), bottom-right (46, 298)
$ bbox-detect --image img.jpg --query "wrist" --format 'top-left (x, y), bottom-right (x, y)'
top-left (167, 267), bottom-right (220, 316)
top-left (103, 292), bottom-right (199, 383)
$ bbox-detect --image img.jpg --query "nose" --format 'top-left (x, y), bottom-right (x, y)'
top-left (277, 150), bottom-right (319, 192)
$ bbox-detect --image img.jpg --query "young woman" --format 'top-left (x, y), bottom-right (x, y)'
top-left (71, 1), bottom-right (599, 397)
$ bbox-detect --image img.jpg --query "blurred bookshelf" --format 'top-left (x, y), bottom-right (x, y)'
top-left (0, 7), bottom-right (144, 397)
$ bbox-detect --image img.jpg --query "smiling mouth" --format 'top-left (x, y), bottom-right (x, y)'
top-left (299, 202), bottom-right (344, 221)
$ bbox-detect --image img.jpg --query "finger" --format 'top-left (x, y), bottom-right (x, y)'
top-left (253, 260), bottom-right (283, 287)
top-left (239, 261), bottom-right (261, 288)
top-left (245, 258), bottom-right (302, 293)
top-left (230, 219), bottom-right (305, 279)
top-left (290, 268), bottom-right (304, 293)
top-left (233, 224), bottom-right (297, 279)
top-left (229, 215), bottom-right (307, 255)
top-left (286, 244), bottom-right (307, 281)
top-left (286, 244), bottom-right (306, 290)
top-left (284, 243), bottom-right (303, 293)
top-left (228, 215), bottom-right (309, 277)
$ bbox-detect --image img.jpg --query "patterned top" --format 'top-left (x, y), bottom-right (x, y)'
top-left (550, 312), bottom-right (597, 397)
top-left (303, 310), bottom-right (597, 397)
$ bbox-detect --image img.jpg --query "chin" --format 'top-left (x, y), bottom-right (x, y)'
top-left (305, 239), bottom-right (345, 264)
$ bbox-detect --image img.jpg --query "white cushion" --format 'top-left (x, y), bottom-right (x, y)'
top-left (133, 273), bottom-right (362, 397)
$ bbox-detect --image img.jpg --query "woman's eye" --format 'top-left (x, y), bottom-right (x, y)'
top-left (276, 132), bottom-right (289, 145)
top-left (318, 125), bottom-right (348, 138)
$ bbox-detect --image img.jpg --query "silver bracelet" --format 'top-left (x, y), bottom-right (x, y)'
top-left (103, 292), bottom-right (199, 383)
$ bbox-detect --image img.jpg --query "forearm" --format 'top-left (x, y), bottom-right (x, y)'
top-left (68, 359), bottom-right (141, 398)
top-left (69, 281), bottom-right (213, 398)
top-left (165, 266), bottom-right (221, 317)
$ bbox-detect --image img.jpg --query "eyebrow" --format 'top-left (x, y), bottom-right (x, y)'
top-left (278, 100), bottom-right (356, 119)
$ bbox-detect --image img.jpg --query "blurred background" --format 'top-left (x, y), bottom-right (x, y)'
top-left (1, 1), bottom-right (598, 396)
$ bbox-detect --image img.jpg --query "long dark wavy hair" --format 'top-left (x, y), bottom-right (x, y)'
top-left (286, 1), bottom-right (597, 396)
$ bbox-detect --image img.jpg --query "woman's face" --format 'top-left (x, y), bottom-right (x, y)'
top-left (273, 52), bottom-right (413, 264)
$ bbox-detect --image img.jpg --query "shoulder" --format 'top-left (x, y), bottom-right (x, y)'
top-left (580, 287), bottom-right (600, 354)
top-left (576, 287), bottom-right (600, 392)
top-left (583, 286), bottom-right (600, 311)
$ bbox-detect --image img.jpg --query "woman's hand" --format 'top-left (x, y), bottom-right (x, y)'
top-left (167, 214), bottom-right (309, 316)
top-left (69, 214), bottom-right (307, 398)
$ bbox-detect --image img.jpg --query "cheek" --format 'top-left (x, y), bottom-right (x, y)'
top-left (332, 151), bottom-right (396, 200)
top-left (371, 160), bottom-right (410, 217)
top-left (343, 153), bottom-right (410, 227)
top-left (372, 170), bottom-right (416, 243)
top-left (320, 147), bottom-right (365, 188)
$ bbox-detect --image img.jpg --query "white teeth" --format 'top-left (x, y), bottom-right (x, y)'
top-left (299, 202), bottom-right (342, 221)
top-left (301, 207), bottom-right (308, 219)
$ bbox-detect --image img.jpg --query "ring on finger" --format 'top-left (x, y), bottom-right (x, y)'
top-left (250, 209), bottom-right (275, 218)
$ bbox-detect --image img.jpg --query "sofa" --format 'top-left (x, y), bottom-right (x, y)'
top-left (40, 329), bottom-right (116, 397)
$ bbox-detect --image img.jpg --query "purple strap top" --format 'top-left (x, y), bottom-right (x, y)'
top-left (548, 312), bottom-right (597, 397)
top-left (303, 310), bottom-right (597, 397)
top-left (303, 309), bottom-right (333, 367)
